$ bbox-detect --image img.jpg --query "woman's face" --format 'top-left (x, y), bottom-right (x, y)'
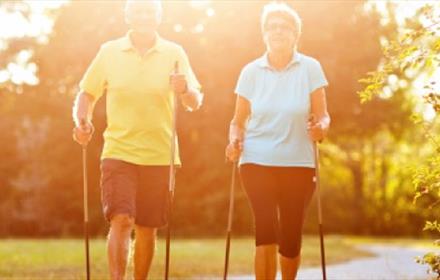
top-left (263, 16), bottom-right (297, 54)
top-left (125, 1), bottom-right (161, 35)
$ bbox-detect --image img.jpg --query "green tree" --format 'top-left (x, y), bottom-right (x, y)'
top-left (1, 0), bottom-right (435, 238)
top-left (359, 2), bottom-right (440, 276)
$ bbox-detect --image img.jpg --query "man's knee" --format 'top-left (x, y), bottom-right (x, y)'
top-left (110, 214), bottom-right (134, 232)
top-left (135, 225), bottom-right (157, 240)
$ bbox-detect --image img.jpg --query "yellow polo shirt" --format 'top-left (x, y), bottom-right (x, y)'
top-left (79, 32), bottom-right (200, 166)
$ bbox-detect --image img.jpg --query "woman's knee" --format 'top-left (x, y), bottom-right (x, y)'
top-left (256, 243), bottom-right (278, 254)
top-left (278, 242), bottom-right (301, 259)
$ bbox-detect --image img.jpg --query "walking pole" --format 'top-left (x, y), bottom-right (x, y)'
top-left (80, 119), bottom-right (91, 280)
top-left (165, 61), bottom-right (179, 280)
top-left (223, 143), bottom-right (238, 280)
top-left (313, 141), bottom-right (327, 280)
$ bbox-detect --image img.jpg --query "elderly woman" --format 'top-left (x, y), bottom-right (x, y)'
top-left (226, 2), bottom-right (330, 279)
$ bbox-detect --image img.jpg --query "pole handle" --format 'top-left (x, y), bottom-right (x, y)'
top-left (174, 61), bottom-right (179, 74)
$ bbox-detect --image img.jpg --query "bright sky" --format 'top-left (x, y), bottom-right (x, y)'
top-left (371, 0), bottom-right (439, 25)
top-left (0, 1), bottom-right (68, 86)
top-left (0, 0), bottom-right (211, 86)
top-left (0, 0), bottom-right (438, 104)
top-left (0, 1), bottom-right (66, 41)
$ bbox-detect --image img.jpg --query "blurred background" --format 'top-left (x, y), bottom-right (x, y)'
top-left (0, 0), bottom-right (438, 240)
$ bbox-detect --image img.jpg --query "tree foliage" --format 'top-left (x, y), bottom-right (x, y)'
top-left (0, 1), bottom-right (436, 241)
top-left (358, 2), bottom-right (440, 277)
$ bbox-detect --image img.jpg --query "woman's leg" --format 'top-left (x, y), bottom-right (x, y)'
top-left (255, 244), bottom-right (278, 280)
top-left (277, 167), bottom-right (315, 280)
top-left (256, 244), bottom-right (278, 280)
top-left (240, 164), bottom-right (279, 280)
top-left (280, 254), bottom-right (301, 280)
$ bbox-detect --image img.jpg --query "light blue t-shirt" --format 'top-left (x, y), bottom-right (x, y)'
top-left (235, 52), bottom-right (328, 168)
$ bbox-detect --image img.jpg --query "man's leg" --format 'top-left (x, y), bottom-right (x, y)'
top-left (255, 244), bottom-right (278, 280)
top-left (133, 226), bottom-right (157, 280)
top-left (280, 255), bottom-right (300, 280)
top-left (134, 166), bottom-right (169, 279)
top-left (108, 214), bottom-right (134, 280)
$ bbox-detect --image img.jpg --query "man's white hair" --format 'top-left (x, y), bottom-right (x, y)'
top-left (261, 2), bottom-right (302, 37)
top-left (125, 0), bottom-right (163, 20)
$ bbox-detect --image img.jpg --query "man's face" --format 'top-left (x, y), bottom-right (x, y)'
top-left (125, 1), bottom-right (161, 34)
top-left (263, 16), bottom-right (297, 53)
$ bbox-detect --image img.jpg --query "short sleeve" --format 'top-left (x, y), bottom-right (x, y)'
top-left (79, 46), bottom-right (107, 100)
top-left (234, 64), bottom-right (255, 101)
top-left (177, 46), bottom-right (201, 91)
top-left (308, 59), bottom-right (328, 94)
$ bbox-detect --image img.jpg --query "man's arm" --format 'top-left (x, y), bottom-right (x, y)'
top-left (169, 70), bottom-right (203, 111)
top-left (180, 87), bottom-right (203, 111)
top-left (72, 92), bottom-right (95, 145)
top-left (173, 47), bottom-right (202, 112)
top-left (73, 92), bottom-right (95, 125)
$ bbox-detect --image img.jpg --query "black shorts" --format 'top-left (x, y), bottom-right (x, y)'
top-left (100, 159), bottom-right (170, 228)
top-left (240, 164), bottom-right (316, 258)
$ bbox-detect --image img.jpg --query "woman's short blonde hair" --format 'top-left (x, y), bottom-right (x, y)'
top-left (261, 2), bottom-right (302, 38)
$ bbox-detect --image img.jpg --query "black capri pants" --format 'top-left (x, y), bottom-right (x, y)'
top-left (240, 164), bottom-right (316, 258)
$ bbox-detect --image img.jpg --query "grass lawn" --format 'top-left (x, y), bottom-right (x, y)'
top-left (344, 235), bottom-right (439, 250)
top-left (0, 235), bottom-right (374, 279)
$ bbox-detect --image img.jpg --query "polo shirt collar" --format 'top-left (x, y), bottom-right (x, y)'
top-left (119, 30), bottom-right (165, 53)
top-left (258, 51), bottom-right (302, 70)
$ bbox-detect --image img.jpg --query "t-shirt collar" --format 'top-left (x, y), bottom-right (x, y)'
top-left (258, 51), bottom-right (301, 70)
top-left (119, 30), bottom-right (164, 53)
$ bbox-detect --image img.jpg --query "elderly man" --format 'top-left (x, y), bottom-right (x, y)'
top-left (72, 1), bottom-right (202, 279)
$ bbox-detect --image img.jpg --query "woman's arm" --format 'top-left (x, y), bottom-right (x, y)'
top-left (226, 95), bottom-right (251, 162)
top-left (230, 95), bottom-right (251, 142)
top-left (309, 87), bottom-right (330, 141)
